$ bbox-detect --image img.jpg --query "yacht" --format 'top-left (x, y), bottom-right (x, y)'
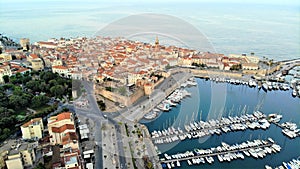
top-left (262, 83), bottom-right (268, 92)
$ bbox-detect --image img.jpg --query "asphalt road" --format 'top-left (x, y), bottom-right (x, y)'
top-left (76, 80), bottom-right (127, 169)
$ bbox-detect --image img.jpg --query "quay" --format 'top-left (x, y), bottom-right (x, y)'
top-left (160, 138), bottom-right (281, 166)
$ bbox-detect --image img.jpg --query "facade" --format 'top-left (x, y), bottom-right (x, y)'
top-left (21, 118), bottom-right (44, 140)
top-left (0, 53), bottom-right (12, 63)
top-left (31, 58), bottom-right (44, 71)
top-left (0, 65), bottom-right (12, 83)
top-left (5, 142), bottom-right (36, 169)
top-left (20, 38), bottom-right (30, 50)
top-left (242, 62), bottom-right (259, 70)
top-left (48, 112), bottom-right (75, 145)
top-left (52, 65), bottom-right (69, 76)
top-left (19, 143), bottom-right (36, 167)
top-left (5, 151), bottom-right (23, 169)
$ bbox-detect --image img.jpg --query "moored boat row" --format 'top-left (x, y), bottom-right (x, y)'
top-left (160, 138), bottom-right (281, 168)
top-left (151, 111), bottom-right (279, 144)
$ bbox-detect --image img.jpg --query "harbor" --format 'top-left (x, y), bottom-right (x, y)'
top-left (141, 77), bottom-right (300, 169)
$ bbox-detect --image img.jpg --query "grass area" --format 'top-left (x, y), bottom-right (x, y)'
top-left (34, 105), bottom-right (53, 114)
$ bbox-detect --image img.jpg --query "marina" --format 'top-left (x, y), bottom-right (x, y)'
top-left (160, 138), bottom-right (281, 168)
top-left (141, 77), bottom-right (300, 169)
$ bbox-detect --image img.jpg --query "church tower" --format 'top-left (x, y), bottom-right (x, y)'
top-left (155, 36), bottom-right (159, 46)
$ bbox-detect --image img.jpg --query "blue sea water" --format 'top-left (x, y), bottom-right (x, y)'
top-left (0, 1), bottom-right (299, 61)
top-left (141, 78), bottom-right (300, 169)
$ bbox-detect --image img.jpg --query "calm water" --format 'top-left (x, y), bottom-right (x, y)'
top-left (141, 78), bottom-right (300, 169)
top-left (0, 1), bottom-right (299, 61)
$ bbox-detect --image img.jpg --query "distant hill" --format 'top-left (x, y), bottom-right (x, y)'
top-left (0, 34), bottom-right (21, 51)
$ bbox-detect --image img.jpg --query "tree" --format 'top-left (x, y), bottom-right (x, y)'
top-left (97, 100), bottom-right (106, 111)
top-left (0, 92), bottom-right (8, 107)
top-left (40, 71), bottom-right (57, 83)
top-left (49, 79), bottom-right (58, 87)
top-left (13, 86), bottom-right (23, 95)
top-left (2, 75), bottom-right (9, 83)
top-left (34, 163), bottom-right (46, 169)
top-left (26, 80), bottom-right (40, 92)
top-left (9, 95), bottom-right (23, 109)
top-left (31, 95), bottom-right (50, 108)
top-left (50, 85), bottom-right (65, 98)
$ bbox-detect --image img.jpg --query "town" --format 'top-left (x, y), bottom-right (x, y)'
top-left (0, 34), bottom-right (300, 169)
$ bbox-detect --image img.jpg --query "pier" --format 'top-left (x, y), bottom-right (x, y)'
top-left (160, 138), bottom-right (281, 167)
top-left (151, 111), bottom-right (271, 144)
top-left (273, 122), bottom-right (300, 139)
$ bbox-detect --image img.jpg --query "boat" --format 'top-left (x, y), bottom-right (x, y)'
top-left (265, 165), bottom-right (272, 169)
top-left (292, 90), bottom-right (297, 97)
top-left (176, 161), bottom-right (180, 167)
top-left (167, 163), bottom-right (171, 169)
top-left (187, 159), bottom-right (192, 165)
top-left (143, 111), bottom-right (157, 120)
top-left (262, 83), bottom-right (268, 92)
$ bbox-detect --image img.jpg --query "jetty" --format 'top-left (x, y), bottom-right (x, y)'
top-left (273, 121), bottom-right (300, 139)
top-left (160, 138), bottom-right (281, 168)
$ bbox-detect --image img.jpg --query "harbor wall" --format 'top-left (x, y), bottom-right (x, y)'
top-left (96, 87), bottom-right (144, 106)
top-left (190, 69), bottom-right (243, 78)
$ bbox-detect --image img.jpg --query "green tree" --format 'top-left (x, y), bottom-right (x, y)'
top-left (31, 95), bottom-right (50, 108)
top-left (40, 71), bottom-right (57, 83)
top-left (9, 95), bottom-right (23, 109)
top-left (34, 163), bottom-right (46, 169)
top-left (49, 79), bottom-right (58, 87)
top-left (26, 80), bottom-right (40, 92)
top-left (0, 92), bottom-right (8, 107)
top-left (50, 85), bottom-right (65, 98)
top-left (13, 86), bottom-right (23, 95)
top-left (2, 75), bottom-right (9, 83)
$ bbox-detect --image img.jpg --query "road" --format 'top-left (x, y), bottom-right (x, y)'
top-left (73, 80), bottom-right (127, 169)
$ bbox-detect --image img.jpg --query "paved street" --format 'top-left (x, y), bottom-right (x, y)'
top-left (73, 80), bottom-right (127, 169)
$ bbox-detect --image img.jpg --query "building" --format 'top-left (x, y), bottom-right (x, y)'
top-left (52, 65), bottom-right (69, 77)
top-left (48, 112), bottom-right (75, 145)
top-left (20, 38), bottom-right (30, 51)
top-left (0, 53), bottom-right (12, 63)
top-left (0, 64), bottom-right (12, 83)
top-left (20, 118), bottom-right (44, 140)
top-left (18, 143), bottom-right (36, 167)
top-left (36, 41), bottom-right (58, 49)
top-left (5, 142), bottom-right (37, 169)
top-left (144, 83), bottom-right (154, 95)
top-left (31, 58), bottom-right (44, 71)
top-left (5, 150), bottom-right (23, 169)
top-left (242, 62), bottom-right (259, 70)
top-left (26, 54), bottom-right (44, 71)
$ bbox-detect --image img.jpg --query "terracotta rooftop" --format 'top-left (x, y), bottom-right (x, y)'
top-left (22, 118), bottom-right (42, 127)
top-left (51, 124), bottom-right (75, 133)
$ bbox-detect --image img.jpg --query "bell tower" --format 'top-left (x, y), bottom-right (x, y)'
top-left (155, 36), bottom-right (159, 46)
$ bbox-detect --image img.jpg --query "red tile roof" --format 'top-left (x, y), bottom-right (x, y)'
top-left (22, 118), bottom-right (42, 127)
top-left (51, 124), bottom-right (75, 133)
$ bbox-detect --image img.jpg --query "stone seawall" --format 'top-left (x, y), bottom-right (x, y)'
top-left (97, 87), bottom-right (144, 106)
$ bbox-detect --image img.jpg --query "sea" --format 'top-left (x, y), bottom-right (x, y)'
top-left (0, 1), bottom-right (299, 61)
top-left (140, 77), bottom-right (300, 169)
